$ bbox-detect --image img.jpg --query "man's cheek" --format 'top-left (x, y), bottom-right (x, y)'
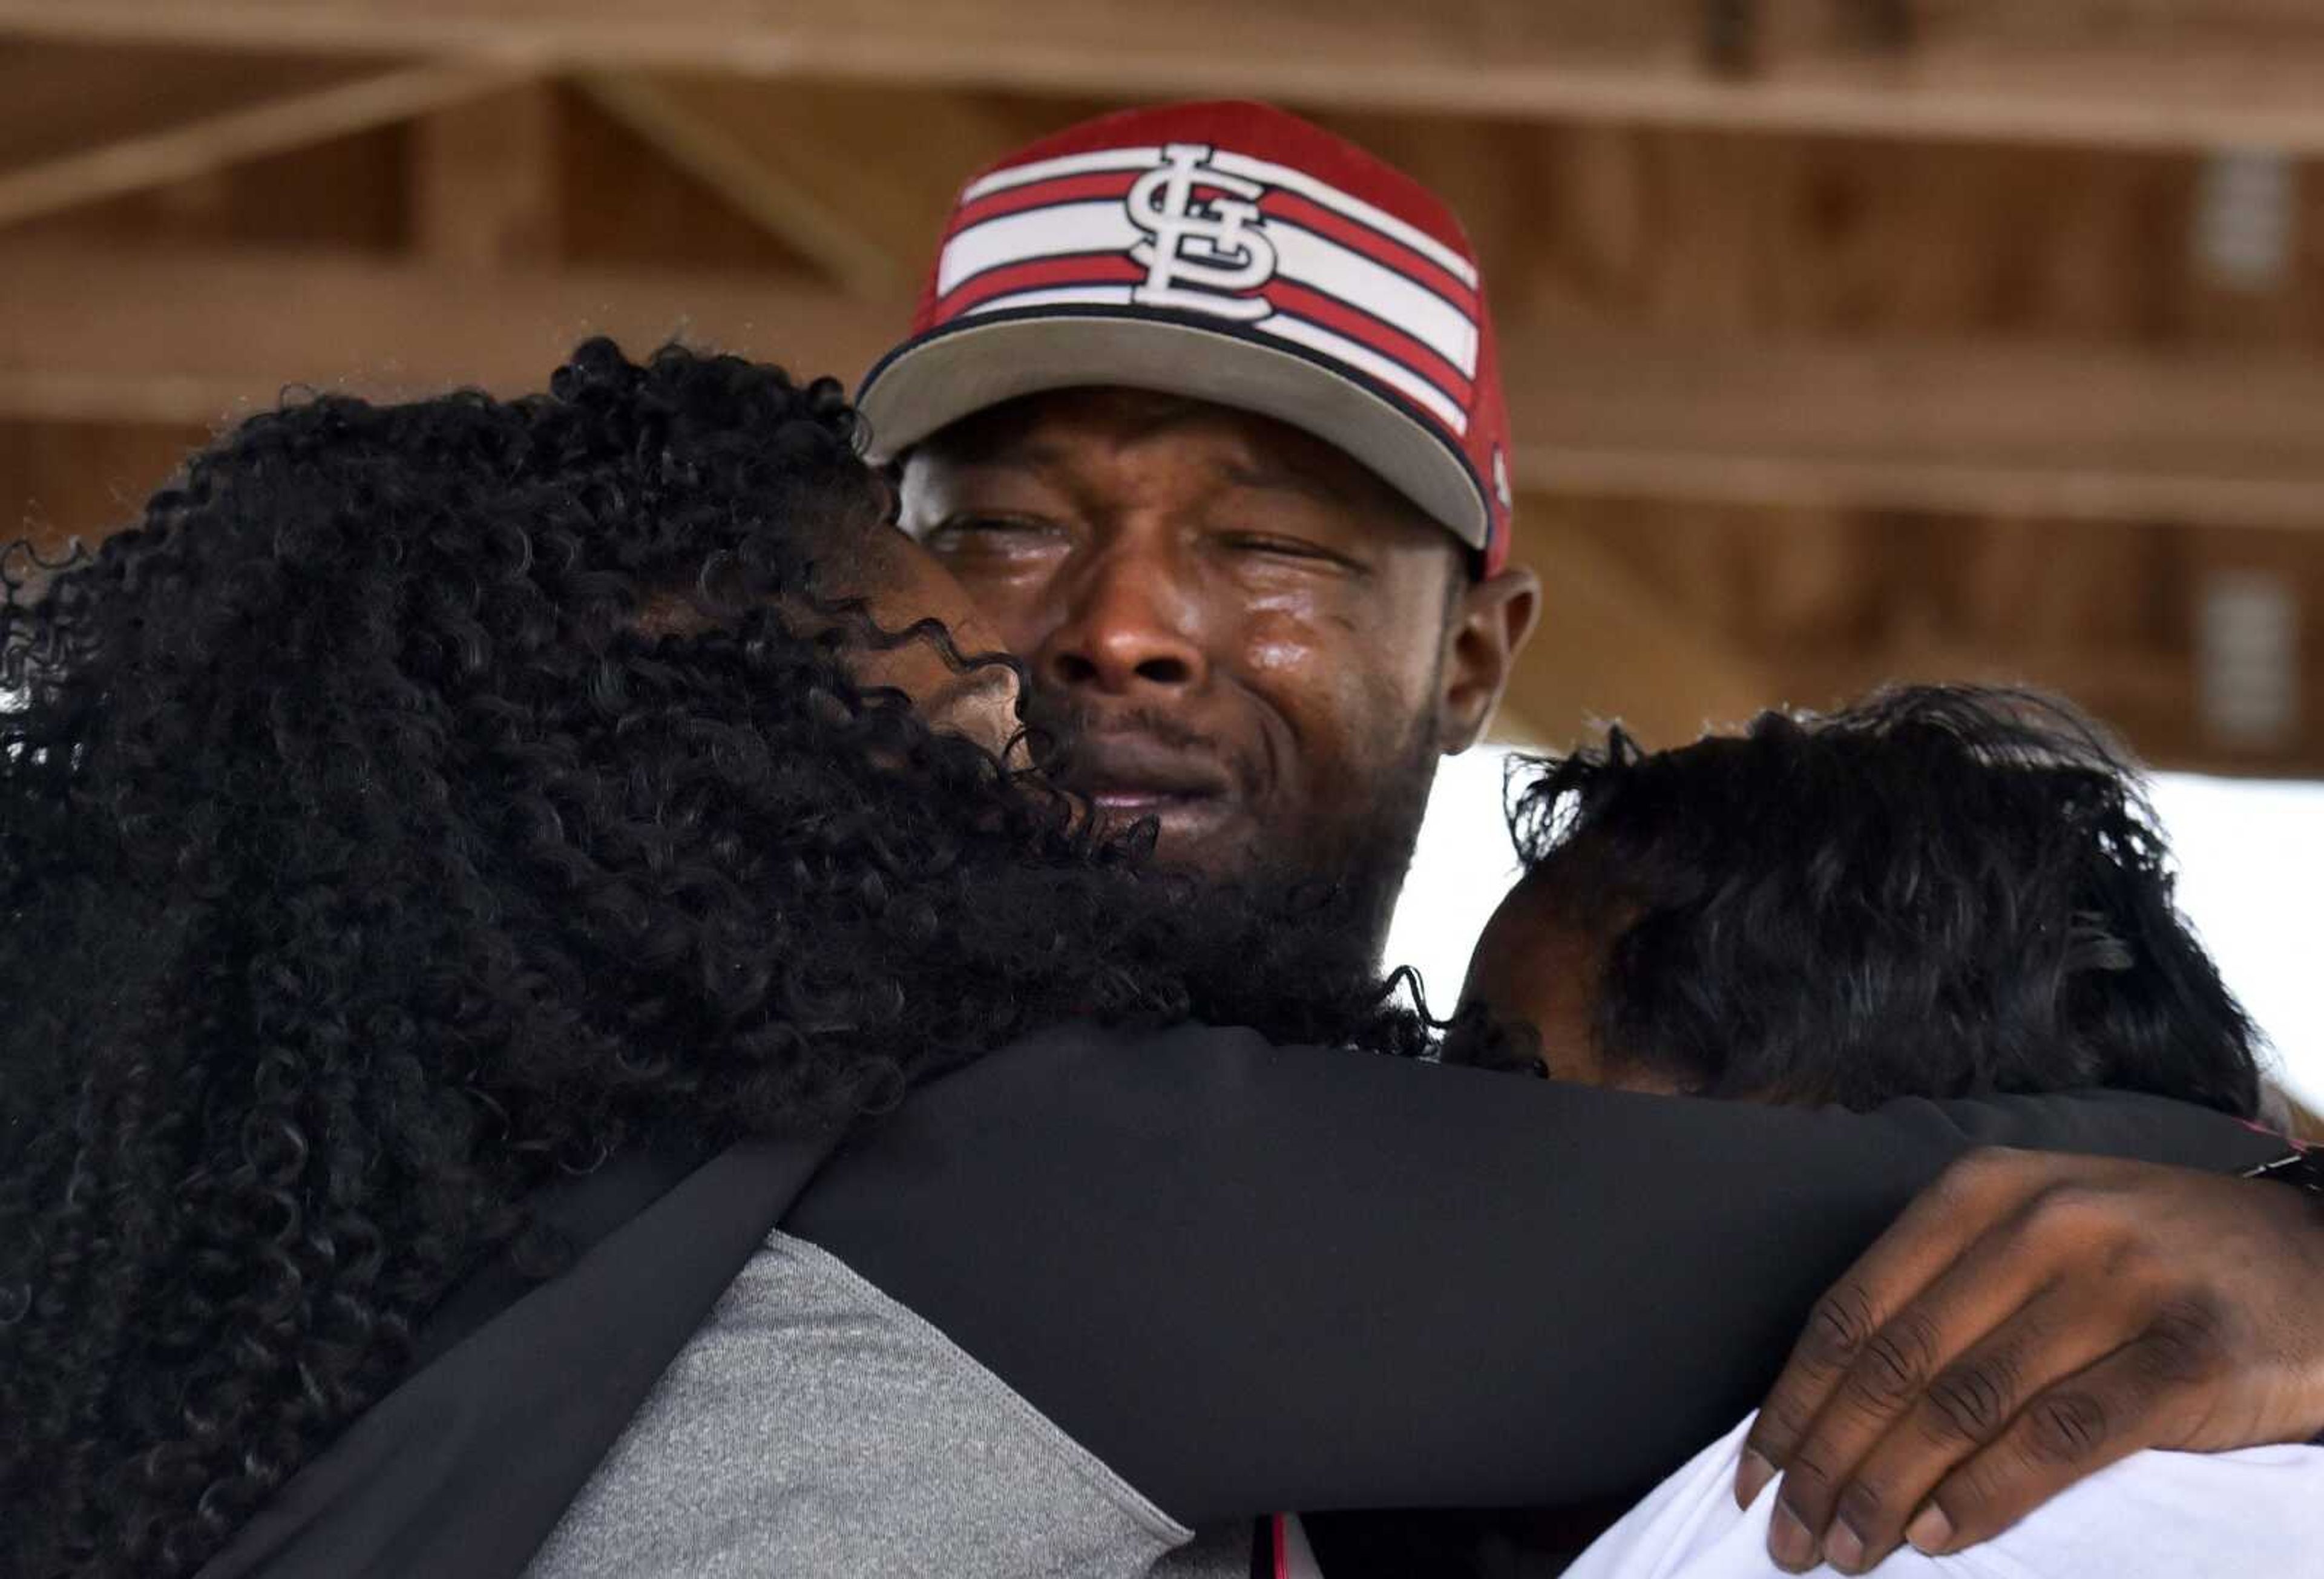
top-left (1236, 621), bottom-right (1362, 786)
top-left (1244, 620), bottom-right (1407, 758)
top-left (1238, 620), bottom-right (1320, 689)
top-left (1238, 603), bottom-right (1389, 699)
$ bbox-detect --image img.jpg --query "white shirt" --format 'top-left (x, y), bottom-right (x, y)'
top-left (1563, 1411), bottom-right (2324, 1579)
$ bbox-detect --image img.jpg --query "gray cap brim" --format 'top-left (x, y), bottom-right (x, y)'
top-left (855, 309), bottom-right (1488, 551)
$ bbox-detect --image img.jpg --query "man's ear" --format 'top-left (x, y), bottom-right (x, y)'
top-left (1436, 565), bottom-right (1541, 754)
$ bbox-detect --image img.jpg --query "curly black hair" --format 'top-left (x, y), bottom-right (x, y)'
top-left (1487, 686), bottom-right (2261, 1117)
top-left (0, 340), bottom-right (1423, 1578)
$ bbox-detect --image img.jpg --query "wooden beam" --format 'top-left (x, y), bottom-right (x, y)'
top-left (10, 2), bottom-right (2324, 153)
top-left (573, 74), bottom-right (908, 295)
top-left (408, 80), bottom-right (561, 266)
top-left (567, 73), bottom-right (1051, 295)
top-left (0, 417), bottom-right (208, 553)
top-left (1502, 329), bottom-right (2324, 536)
top-left (1763, 640), bottom-right (2196, 731)
top-left (0, 243), bottom-right (901, 428)
top-left (1756, 635), bottom-right (2324, 780)
top-left (0, 41), bottom-right (520, 229)
top-left (1493, 515), bottom-right (1776, 753)
top-left (6, 242), bottom-right (2324, 532)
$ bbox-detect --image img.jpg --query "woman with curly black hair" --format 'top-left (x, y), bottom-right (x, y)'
top-left (0, 341), bottom-right (2291, 1579)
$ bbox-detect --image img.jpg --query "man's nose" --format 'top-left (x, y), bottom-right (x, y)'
top-left (1038, 546), bottom-right (1209, 697)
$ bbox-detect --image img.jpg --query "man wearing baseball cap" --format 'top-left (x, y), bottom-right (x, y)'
top-left (859, 100), bottom-right (1539, 965)
top-left (858, 102), bottom-right (2324, 1574)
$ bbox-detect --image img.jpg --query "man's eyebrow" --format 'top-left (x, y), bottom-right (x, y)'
top-left (950, 438), bottom-right (1070, 474)
top-left (1216, 459), bottom-right (1348, 508)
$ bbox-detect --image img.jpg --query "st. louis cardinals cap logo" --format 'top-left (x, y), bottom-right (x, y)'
top-left (861, 101), bottom-right (1516, 572)
top-left (1125, 145), bottom-right (1278, 321)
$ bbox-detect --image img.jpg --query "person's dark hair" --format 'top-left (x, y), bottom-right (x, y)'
top-left (1488, 685), bottom-right (2261, 1117)
top-left (0, 340), bottom-right (1422, 1579)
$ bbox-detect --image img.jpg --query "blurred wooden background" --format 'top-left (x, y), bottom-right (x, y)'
top-left (3, 1), bottom-right (2323, 772)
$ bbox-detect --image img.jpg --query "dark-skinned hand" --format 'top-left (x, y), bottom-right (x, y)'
top-left (1735, 1147), bottom-right (2324, 1574)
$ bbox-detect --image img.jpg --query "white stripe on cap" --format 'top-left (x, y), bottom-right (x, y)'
top-left (1256, 312), bottom-right (1469, 434)
top-left (966, 285), bottom-right (1138, 312)
top-left (937, 201), bottom-right (1137, 298)
top-left (937, 201), bottom-right (1477, 379)
top-left (1267, 219), bottom-right (1477, 376)
top-left (957, 286), bottom-right (1468, 436)
top-left (959, 146), bottom-right (1163, 203)
top-left (1207, 148), bottom-right (1479, 287)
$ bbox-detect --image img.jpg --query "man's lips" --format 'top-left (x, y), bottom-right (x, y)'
top-left (1062, 736), bottom-right (1238, 827)
top-left (1082, 789), bottom-right (1239, 856)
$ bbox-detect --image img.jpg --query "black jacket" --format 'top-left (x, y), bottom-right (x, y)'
top-left (199, 1024), bottom-right (2288, 1578)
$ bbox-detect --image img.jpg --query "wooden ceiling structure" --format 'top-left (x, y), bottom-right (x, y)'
top-left (4, 1), bottom-right (2324, 773)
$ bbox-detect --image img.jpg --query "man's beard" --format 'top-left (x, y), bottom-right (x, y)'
top-left (1217, 717), bottom-right (1437, 975)
top-left (1023, 690), bottom-right (1442, 976)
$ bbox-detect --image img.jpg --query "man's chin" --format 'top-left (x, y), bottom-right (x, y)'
top-left (1078, 770), bottom-right (1433, 973)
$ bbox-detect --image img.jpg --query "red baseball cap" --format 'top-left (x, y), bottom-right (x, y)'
top-left (856, 100), bottom-right (1515, 575)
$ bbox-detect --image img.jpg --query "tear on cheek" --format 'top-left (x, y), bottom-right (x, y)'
top-left (1238, 626), bottom-right (1322, 678)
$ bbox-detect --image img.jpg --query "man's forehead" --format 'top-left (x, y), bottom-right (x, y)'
top-left (919, 386), bottom-right (1428, 517)
top-left (933, 386), bottom-right (1298, 456)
